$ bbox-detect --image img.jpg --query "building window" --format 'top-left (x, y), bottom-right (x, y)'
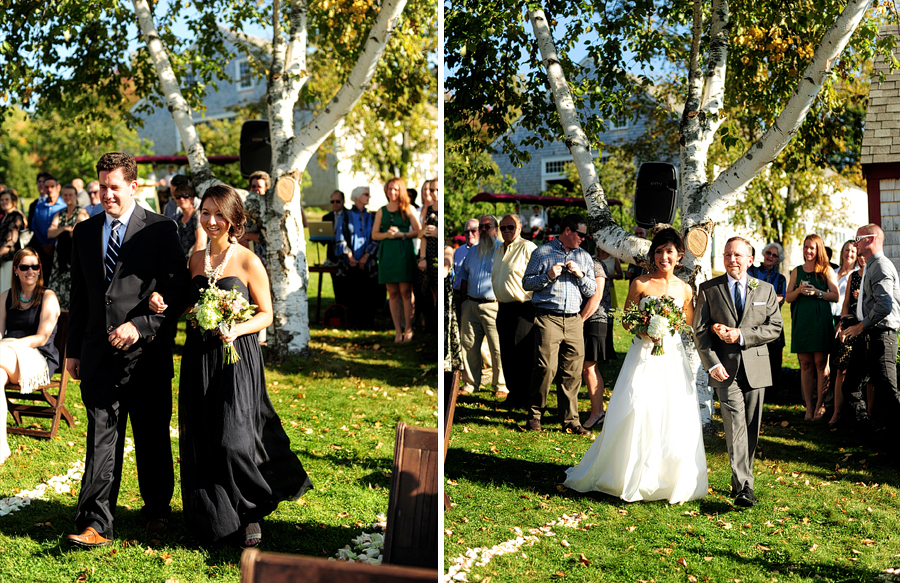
top-left (236, 59), bottom-right (254, 90)
top-left (541, 156), bottom-right (573, 192)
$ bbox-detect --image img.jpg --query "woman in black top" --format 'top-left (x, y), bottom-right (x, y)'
top-left (0, 248), bottom-right (61, 465)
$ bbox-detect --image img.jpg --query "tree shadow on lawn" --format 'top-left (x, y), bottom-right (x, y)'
top-left (0, 498), bottom-right (368, 567)
top-left (682, 545), bottom-right (886, 582)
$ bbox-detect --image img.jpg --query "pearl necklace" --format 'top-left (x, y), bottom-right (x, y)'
top-left (204, 240), bottom-right (237, 285)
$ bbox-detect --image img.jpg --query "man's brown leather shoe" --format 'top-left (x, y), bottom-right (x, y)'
top-left (67, 527), bottom-right (112, 548)
top-left (146, 518), bottom-right (169, 535)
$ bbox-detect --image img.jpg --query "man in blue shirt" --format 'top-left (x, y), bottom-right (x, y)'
top-left (452, 218), bottom-right (479, 320)
top-left (28, 174), bottom-right (66, 285)
top-left (522, 213), bottom-right (596, 435)
top-left (459, 214), bottom-right (505, 397)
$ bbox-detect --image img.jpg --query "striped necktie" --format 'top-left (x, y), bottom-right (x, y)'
top-left (105, 219), bottom-right (122, 282)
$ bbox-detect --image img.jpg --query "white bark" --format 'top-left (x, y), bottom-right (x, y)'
top-left (132, 0), bottom-right (217, 191)
top-left (265, 0), bottom-right (407, 357)
top-left (290, 0), bottom-right (407, 168)
top-left (527, 8), bottom-right (649, 267)
top-left (702, 0), bottom-right (869, 220)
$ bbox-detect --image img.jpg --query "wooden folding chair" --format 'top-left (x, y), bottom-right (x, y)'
top-left (240, 549), bottom-right (437, 583)
top-left (443, 370), bottom-right (460, 509)
top-left (5, 310), bottom-right (73, 439)
top-left (383, 422), bottom-right (439, 569)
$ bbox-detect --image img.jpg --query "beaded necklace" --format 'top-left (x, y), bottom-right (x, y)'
top-left (204, 239), bottom-right (237, 285)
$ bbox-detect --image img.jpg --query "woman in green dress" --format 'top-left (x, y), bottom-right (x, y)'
top-left (372, 177), bottom-right (421, 343)
top-left (786, 233), bottom-right (840, 421)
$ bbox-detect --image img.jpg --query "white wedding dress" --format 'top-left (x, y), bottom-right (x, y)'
top-left (564, 296), bottom-right (708, 503)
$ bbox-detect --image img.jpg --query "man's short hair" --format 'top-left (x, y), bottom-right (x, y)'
top-left (36, 171), bottom-right (53, 182)
top-left (332, 189), bottom-right (345, 202)
top-left (560, 213), bottom-right (586, 234)
top-left (96, 152), bottom-right (138, 183)
top-left (725, 236), bottom-right (753, 255)
top-left (170, 174), bottom-right (191, 188)
top-left (249, 171), bottom-right (270, 188)
top-left (500, 213), bottom-right (521, 227)
top-left (44, 175), bottom-right (59, 187)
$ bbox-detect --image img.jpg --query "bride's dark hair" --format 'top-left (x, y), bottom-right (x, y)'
top-left (648, 227), bottom-right (685, 269)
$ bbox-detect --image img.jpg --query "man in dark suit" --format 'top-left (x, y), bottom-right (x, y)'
top-left (65, 152), bottom-right (188, 548)
top-left (694, 236), bottom-right (782, 508)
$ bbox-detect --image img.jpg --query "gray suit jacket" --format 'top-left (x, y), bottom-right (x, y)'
top-left (858, 251), bottom-right (900, 331)
top-left (693, 275), bottom-right (783, 389)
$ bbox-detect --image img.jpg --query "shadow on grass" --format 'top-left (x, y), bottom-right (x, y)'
top-left (0, 497), bottom-right (371, 565)
top-left (678, 544), bottom-right (885, 583)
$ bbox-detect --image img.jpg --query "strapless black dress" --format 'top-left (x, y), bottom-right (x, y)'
top-left (178, 275), bottom-right (312, 545)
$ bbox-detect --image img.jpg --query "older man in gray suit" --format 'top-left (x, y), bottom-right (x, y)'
top-left (694, 236), bottom-right (783, 508)
top-left (836, 224), bottom-right (900, 439)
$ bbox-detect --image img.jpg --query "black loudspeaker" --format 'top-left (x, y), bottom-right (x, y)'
top-left (240, 120), bottom-right (272, 179)
top-left (634, 162), bottom-right (677, 228)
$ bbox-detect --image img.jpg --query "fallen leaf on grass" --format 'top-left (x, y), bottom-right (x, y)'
top-left (677, 557), bottom-right (688, 567)
top-left (810, 543), bottom-right (818, 552)
top-left (616, 509), bottom-right (628, 515)
top-left (851, 549), bottom-right (862, 554)
top-left (688, 577), bottom-right (697, 583)
top-left (579, 553), bottom-right (591, 566)
top-left (704, 557), bottom-right (713, 561)
top-left (560, 540), bottom-right (570, 547)
top-left (625, 526), bottom-right (637, 532)
top-left (551, 572), bottom-right (566, 579)
top-left (862, 538), bottom-right (876, 546)
top-left (757, 544), bottom-right (771, 551)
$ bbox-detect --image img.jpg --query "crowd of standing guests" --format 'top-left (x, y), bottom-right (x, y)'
top-left (445, 213), bottom-right (900, 455)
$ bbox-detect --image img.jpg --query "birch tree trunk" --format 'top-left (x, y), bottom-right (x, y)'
top-left (528, 0), bottom-right (872, 432)
top-left (265, 0), bottom-right (407, 358)
top-left (134, 0), bottom-right (409, 358)
top-left (132, 0), bottom-right (220, 194)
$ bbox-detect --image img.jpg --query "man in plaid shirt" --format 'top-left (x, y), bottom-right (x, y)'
top-left (522, 213), bottom-right (596, 435)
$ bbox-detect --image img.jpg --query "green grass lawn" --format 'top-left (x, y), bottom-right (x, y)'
top-left (0, 278), bottom-right (438, 581)
top-left (444, 278), bottom-right (900, 582)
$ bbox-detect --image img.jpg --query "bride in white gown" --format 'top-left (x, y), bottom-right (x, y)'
top-left (564, 228), bottom-right (708, 503)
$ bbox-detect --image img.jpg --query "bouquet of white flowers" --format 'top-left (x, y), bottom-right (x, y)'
top-left (621, 295), bottom-right (689, 355)
top-left (187, 286), bottom-right (257, 364)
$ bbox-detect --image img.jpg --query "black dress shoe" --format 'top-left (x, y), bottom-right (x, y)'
top-left (734, 486), bottom-right (758, 508)
top-left (146, 518), bottom-right (169, 535)
top-left (565, 425), bottom-right (591, 436)
top-left (522, 419), bottom-right (542, 431)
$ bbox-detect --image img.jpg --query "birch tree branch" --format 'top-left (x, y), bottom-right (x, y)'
top-left (701, 0), bottom-right (729, 115)
top-left (291, 0), bottom-right (407, 164)
top-left (132, 0), bottom-right (212, 185)
top-left (285, 0), bottom-right (310, 105)
top-left (704, 0), bottom-right (869, 217)
top-left (528, 7), bottom-right (648, 265)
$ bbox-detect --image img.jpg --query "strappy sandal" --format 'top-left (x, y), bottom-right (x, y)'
top-left (243, 523), bottom-right (262, 548)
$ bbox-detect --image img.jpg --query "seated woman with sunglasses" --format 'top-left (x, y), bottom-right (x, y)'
top-left (175, 184), bottom-right (208, 259)
top-left (0, 248), bottom-right (61, 465)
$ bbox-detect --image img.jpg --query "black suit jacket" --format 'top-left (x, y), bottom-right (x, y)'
top-left (67, 205), bottom-right (189, 385)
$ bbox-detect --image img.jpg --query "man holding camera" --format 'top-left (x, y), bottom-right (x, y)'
top-left (522, 214), bottom-right (596, 435)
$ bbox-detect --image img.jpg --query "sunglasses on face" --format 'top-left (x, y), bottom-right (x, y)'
top-left (479, 224), bottom-right (494, 231)
top-left (573, 230), bottom-right (588, 239)
top-left (176, 194), bottom-right (192, 199)
top-left (465, 228), bottom-right (478, 234)
top-left (498, 225), bottom-right (516, 232)
top-left (331, 200), bottom-right (343, 204)
top-left (17, 264), bottom-right (40, 271)
top-left (765, 251), bottom-right (779, 258)
top-left (855, 234), bottom-right (876, 242)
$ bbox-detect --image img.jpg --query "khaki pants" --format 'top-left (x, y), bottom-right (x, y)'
top-left (460, 299), bottom-right (505, 393)
top-left (528, 312), bottom-right (584, 428)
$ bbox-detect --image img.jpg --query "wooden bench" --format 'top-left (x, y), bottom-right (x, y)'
top-left (240, 548), bottom-right (438, 583)
top-left (5, 310), bottom-right (73, 439)
top-left (383, 422), bottom-right (439, 569)
top-left (443, 370), bottom-right (460, 509)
